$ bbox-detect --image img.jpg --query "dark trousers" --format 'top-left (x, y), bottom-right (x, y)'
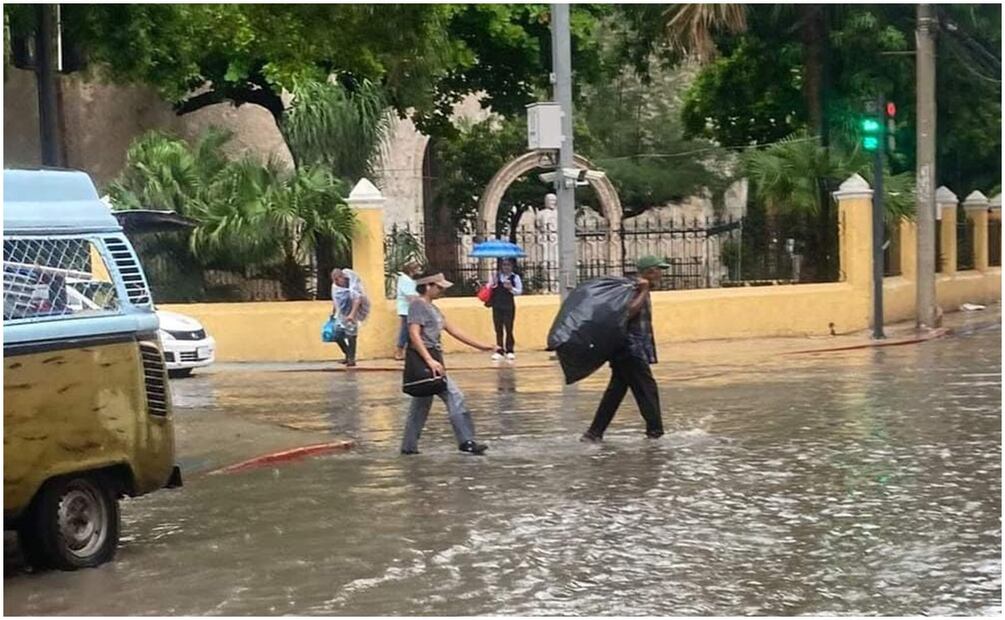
top-left (492, 305), bottom-right (516, 353)
top-left (587, 355), bottom-right (664, 438)
top-left (334, 328), bottom-right (357, 363)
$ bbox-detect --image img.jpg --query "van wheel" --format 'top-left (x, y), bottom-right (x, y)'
top-left (21, 474), bottom-right (120, 570)
top-left (168, 368), bottom-right (193, 378)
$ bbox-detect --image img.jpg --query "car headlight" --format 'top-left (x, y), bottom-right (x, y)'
top-left (159, 329), bottom-right (175, 341)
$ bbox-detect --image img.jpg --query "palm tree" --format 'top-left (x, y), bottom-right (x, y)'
top-left (744, 132), bottom-right (914, 280)
top-left (281, 77), bottom-right (394, 298)
top-left (109, 130), bottom-right (356, 300)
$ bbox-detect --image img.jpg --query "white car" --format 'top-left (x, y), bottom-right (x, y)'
top-left (156, 310), bottom-right (216, 377)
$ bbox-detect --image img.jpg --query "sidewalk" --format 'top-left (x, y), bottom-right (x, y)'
top-left (210, 304), bottom-right (1000, 375)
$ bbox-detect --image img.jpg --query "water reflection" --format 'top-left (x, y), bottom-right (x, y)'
top-left (4, 326), bottom-right (1000, 616)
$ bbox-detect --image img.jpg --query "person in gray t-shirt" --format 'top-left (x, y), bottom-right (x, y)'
top-left (402, 272), bottom-right (501, 456)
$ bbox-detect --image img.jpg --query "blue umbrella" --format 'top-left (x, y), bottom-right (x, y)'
top-left (468, 239), bottom-right (526, 259)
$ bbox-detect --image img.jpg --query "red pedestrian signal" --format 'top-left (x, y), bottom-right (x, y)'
top-left (886, 102), bottom-right (896, 117)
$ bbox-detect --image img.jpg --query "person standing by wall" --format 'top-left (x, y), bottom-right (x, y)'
top-left (331, 268), bottom-right (370, 368)
top-left (488, 259), bottom-right (522, 361)
top-left (402, 272), bottom-right (501, 456)
top-left (581, 256), bottom-right (668, 442)
top-left (394, 260), bottom-right (422, 361)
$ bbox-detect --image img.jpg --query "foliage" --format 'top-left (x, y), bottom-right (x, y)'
top-left (107, 130), bottom-right (355, 299)
top-left (384, 228), bottom-right (427, 298)
top-left (744, 132), bottom-right (914, 220)
top-left (4, 4), bottom-right (609, 141)
top-left (432, 117), bottom-right (550, 232)
top-left (281, 78), bottom-right (394, 180)
top-left (674, 4), bottom-right (1000, 193)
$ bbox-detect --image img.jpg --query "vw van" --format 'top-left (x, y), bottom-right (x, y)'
top-left (3, 169), bottom-right (182, 570)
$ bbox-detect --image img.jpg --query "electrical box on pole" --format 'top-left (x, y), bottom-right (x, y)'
top-left (526, 103), bottom-right (564, 150)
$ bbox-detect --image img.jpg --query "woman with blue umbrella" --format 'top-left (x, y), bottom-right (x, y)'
top-left (470, 240), bottom-right (526, 362)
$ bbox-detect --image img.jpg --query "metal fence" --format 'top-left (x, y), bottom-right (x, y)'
top-left (957, 216), bottom-right (976, 271)
top-left (990, 218), bottom-right (1002, 267)
top-left (385, 214), bottom-right (824, 298)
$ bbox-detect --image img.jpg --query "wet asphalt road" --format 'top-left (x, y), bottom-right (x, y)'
top-left (4, 320), bottom-right (1001, 615)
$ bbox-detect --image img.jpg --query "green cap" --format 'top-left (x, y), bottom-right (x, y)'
top-left (637, 255), bottom-right (670, 271)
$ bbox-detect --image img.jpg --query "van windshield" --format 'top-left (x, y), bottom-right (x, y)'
top-left (3, 237), bottom-right (120, 322)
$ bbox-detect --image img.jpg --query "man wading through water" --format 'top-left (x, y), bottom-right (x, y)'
top-left (581, 255), bottom-right (669, 442)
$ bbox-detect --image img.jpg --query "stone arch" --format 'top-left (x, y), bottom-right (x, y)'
top-left (477, 150), bottom-right (623, 234)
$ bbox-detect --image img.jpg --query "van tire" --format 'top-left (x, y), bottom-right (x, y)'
top-left (20, 474), bottom-right (120, 570)
top-left (168, 368), bottom-right (193, 378)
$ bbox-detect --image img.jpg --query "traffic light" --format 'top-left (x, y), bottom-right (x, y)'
top-left (861, 117), bottom-right (882, 152)
top-left (885, 102), bottom-right (896, 152)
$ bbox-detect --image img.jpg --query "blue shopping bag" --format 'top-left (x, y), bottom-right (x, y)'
top-left (321, 315), bottom-right (337, 343)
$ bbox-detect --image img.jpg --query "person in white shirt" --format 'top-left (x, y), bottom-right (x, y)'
top-left (487, 259), bottom-right (523, 361)
top-left (394, 260), bottom-right (421, 361)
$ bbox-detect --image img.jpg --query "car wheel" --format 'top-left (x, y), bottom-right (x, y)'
top-left (168, 368), bottom-right (193, 378)
top-left (22, 474), bottom-right (120, 570)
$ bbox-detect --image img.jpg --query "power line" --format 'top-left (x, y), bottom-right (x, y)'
top-left (592, 135), bottom-right (821, 163)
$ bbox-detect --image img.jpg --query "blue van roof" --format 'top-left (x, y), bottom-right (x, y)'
top-left (3, 169), bottom-right (122, 234)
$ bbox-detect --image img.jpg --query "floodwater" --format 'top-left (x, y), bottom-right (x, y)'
top-left (4, 322), bottom-right (1001, 615)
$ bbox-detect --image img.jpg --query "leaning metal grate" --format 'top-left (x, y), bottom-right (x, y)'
top-left (103, 237), bottom-right (152, 306)
top-left (3, 236), bottom-right (120, 321)
top-left (139, 341), bottom-right (169, 416)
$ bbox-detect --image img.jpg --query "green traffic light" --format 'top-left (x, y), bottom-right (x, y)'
top-left (861, 118), bottom-right (881, 132)
top-left (863, 136), bottom-right (880, 151)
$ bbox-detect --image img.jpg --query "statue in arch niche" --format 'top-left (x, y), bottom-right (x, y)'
top-left (514, 193), bottom-right (560, 293)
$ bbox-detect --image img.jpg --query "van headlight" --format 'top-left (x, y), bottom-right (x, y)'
top-left (159, 329), bottom-right (175, 341)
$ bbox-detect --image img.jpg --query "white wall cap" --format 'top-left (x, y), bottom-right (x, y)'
top-left (935, 186), bottom-right (958, 204)
top-left (347, 178), bottom-right (385, 207)
top-left (963, 190), bottom-right (989, 207)
top-left (832, 173), bottom-right (873, 200)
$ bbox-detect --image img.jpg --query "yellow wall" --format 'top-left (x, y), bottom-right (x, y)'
top-left (160, 184), bottom-right (1001, 363)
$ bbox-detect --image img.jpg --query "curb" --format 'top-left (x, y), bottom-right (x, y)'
top-left (785, 327), bottom-right (949, 356)
top-left (206, 440), bottom-right (355, 476)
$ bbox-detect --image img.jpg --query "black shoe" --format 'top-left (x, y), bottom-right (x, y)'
top-left (400, 448), bottom-right (420, 455)
top-left (645, 430), bottom-right (664, 439)
top-left (459, 440), bottom-right (488, 455)
top-left (346, 360), bottom-right (357, 368)
top-left (580, 432), bottom-right (602, 443)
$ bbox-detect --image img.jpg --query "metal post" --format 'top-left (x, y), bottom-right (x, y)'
top-left (872, 96), bottom-right (886, 339)
top-left (36, 4), bottom-right (61, 166)
top-left (915, 4), bottom-right (938, 328)
top-left (551, 4), bottom-right (576, 300)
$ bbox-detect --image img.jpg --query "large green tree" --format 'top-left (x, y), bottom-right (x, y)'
top-left (4, 4), bottom-right (607, 138)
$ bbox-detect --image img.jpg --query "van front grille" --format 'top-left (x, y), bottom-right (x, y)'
top-left (139, 342), bottom-right (168, 416)
top-left (103, 237), bottom-right (151, 307)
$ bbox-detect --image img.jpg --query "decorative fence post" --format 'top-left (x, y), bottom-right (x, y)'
top-left (963, 191), bottom-right (990, 273)
top-left (832, 174), bottom-right (875, 327)
top-left (936, 186), bottom-right (958, 276)
top-left (833, 174), bottom-right (874, 289)
top-left (347, 179), bottom-right (392, 360)
top-left (990, 194), bottom-right (1002, 268)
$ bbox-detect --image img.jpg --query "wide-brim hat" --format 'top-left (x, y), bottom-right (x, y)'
top-left (415, 273), bottom-right (454, 289)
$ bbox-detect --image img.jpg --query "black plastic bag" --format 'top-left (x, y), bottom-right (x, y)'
top-left (546, 276), bottom-right (637, 384)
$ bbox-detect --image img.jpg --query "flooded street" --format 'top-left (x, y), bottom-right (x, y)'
top-left (4, 322), bottom-right (1001, 615)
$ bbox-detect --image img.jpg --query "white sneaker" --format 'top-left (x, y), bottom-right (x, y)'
top-left (491, 352), bottom-right (504, 362)
top-left (506, 352), bottom-right (516, 361)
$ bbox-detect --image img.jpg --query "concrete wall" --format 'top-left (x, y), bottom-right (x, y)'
top-left (4, 68), bottom-right (293, 188)
top-left (162, 174), bottom-right (1000, 363)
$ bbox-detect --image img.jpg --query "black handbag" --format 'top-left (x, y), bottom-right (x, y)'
top-left (402, 346), bottom-right (448, 397)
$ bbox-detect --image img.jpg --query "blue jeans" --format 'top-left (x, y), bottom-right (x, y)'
top-left (401, 377), bottom-right (476, 452)
top-left (396, 315), bottom-right (409, 348)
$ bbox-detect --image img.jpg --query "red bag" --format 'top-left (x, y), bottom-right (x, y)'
top-left (476, 283), bottom-right (493, 305)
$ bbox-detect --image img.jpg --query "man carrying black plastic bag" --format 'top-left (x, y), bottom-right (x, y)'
top-left (581, 255), bottom-right (669, 442)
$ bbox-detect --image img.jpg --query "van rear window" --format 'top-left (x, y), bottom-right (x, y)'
top-left (3, 237), bottom-right (120, 322)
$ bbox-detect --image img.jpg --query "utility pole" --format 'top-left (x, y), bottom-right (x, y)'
top-left (550, 4), bottom-right (576, 301)
top-left (36, 4), bottom-right (61, 166)
top-left (871, 95), bottom-right (886, 339)
top-left (915, 4), bottom-right (938, 328)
